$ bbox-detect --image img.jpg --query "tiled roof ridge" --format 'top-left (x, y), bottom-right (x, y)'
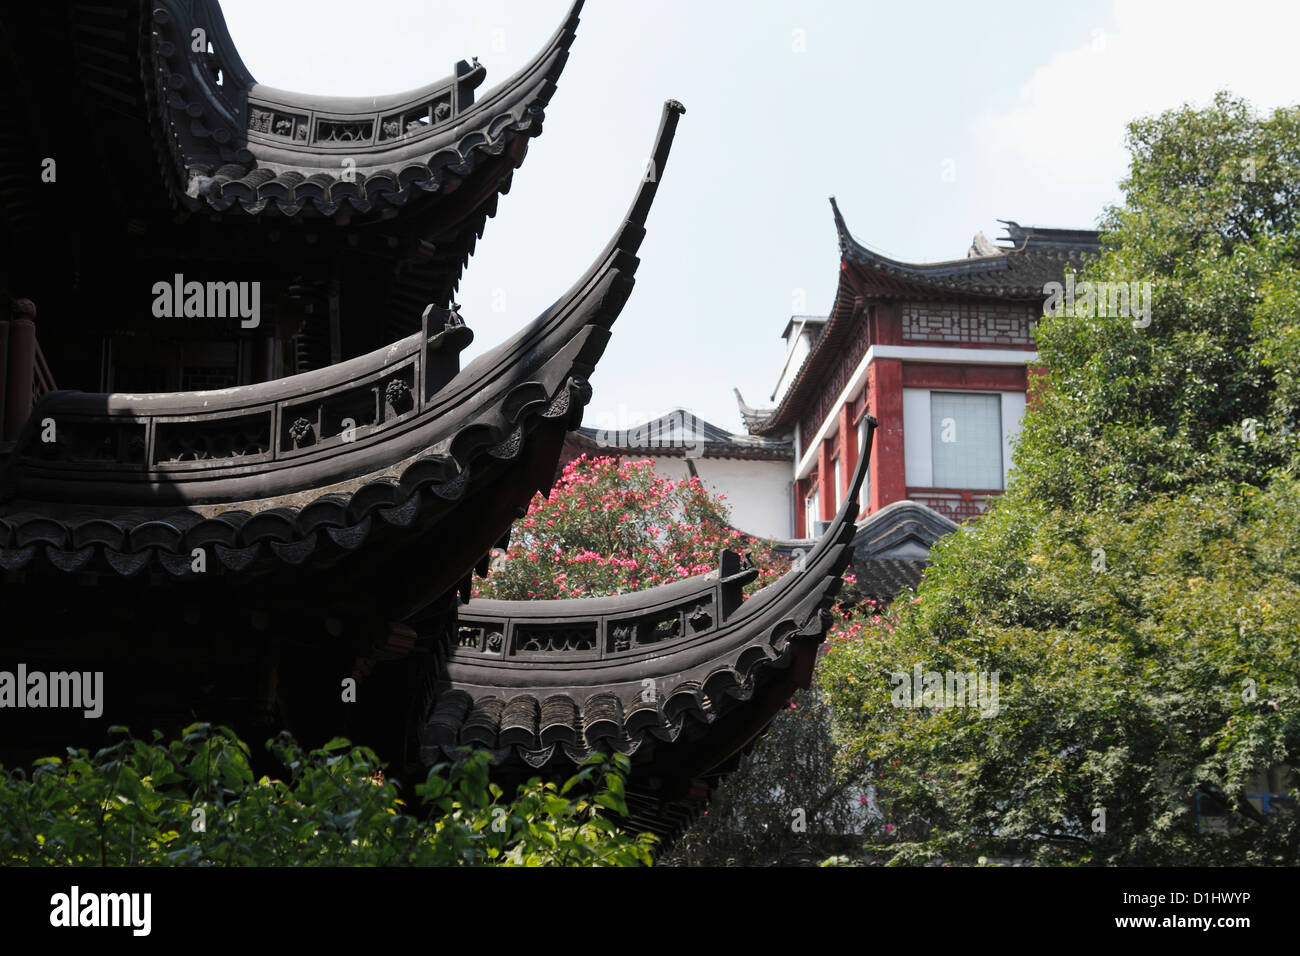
top-left (830, 197), bottom-right (1100, 292)
top-left (572, 407), bottom-right (792, 457)
top-left (747, 199), bottom-right (1097, 435)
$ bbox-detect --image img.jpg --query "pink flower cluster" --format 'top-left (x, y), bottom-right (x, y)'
top-left (474, 455), bottom-right (789, 601)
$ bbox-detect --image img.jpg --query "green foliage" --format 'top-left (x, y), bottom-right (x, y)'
top-left (1016, 92), bottom-right (1300, 512)
top-left (0, 724), bottom-right (655, 866)
top-left (821, 92), bottom-right (1300, 865)
top-left (661, 685), bottom-right (867, 865)
top-left (821, 485), bottom-right (1300, 864)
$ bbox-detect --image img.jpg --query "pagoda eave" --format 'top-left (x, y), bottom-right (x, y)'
top-left (152, 0), bottom-right (583, 223)
top-left (0, 100), bottom-right (685, 588)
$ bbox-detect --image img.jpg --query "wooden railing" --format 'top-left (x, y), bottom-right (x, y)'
top-left (10, 302), bottom-right (471, 480)
top-left (32, 339), bottom-right (56, 401)
top-left (1, 298), bottom-right (49, 442)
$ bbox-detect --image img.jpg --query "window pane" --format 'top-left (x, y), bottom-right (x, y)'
top-left (930, 392), bottom-right (1002, 489)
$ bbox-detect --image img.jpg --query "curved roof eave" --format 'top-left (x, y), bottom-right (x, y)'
top-left (749, 198), bottom-right (1090, 436)
top-left (149, 0), bottom-right (584, 217)
top-left (830, 196), bottom-right (1012, 279)
top-left (421, 420), bottom-right (874, 771)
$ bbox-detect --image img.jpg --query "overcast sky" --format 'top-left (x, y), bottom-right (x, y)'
top-left (220, 0), bottom-right (1299, 432)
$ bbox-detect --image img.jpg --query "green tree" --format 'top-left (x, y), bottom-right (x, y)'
top-left (820, 92), bottom-right (1300, 865)
top-left (660, 676), bottom-right (867, 866)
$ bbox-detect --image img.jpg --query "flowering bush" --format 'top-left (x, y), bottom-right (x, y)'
top-left (476, 456), bottom-right (785, 600)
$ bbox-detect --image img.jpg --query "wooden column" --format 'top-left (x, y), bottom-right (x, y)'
top-left (0, 311), bottom-right (9, 437)
top-left (791, 477), bottom-right (802, 539)
top-left (838, 401), bottom-right (856, 506)
top-left (817, 434), bottom-right (834, 522)
top-left (3, 299), bottom-right (36, 441)
top-left (867, 356), bottom-right (906, 511)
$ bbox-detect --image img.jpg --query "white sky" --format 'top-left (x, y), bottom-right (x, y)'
top-left (220, 0), bottom-right (1300, 431)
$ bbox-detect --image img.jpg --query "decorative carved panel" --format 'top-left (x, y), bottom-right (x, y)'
top-left (378, 92), bottom-right (454, 141)
top-left (315, 119), bottom-right (374, 143)
top-left (32, 421), bottom-right (147, 465)
top-left (902, 302), bottom-right (1036, 346)
top-left (248, 107), bottom-right (308, 141)
top-left (606, 595), bottom-right (714, 654)
top-left (513, 624), bottom-right (598, 655)
top-left (457, 625), bottom-right (504, 654)
top-left (155, 413), bottom-right (270, 464)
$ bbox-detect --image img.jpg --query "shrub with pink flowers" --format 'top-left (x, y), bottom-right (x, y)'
top-left (475, 455), bottom-right (785, 600)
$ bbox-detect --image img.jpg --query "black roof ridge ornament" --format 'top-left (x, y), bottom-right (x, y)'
top-left (996, 218), bottom-right (1102, 253)
top-left (830, 197), bottom-right (1011, 277)
top-left (620, 100), bottom-right (686, 243)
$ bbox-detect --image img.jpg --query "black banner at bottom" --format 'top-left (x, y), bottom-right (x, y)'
top-left (0, 865), bottom-right (1279, 942)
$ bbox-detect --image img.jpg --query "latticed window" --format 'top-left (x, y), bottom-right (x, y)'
top-left (930, 392), bottom-right (1002, 490)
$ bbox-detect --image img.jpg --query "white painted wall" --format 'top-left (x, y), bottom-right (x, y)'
top-left (648, 455), bottom-right (793, 540)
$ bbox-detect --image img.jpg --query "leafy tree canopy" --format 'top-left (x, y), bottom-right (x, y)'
top-left (820, 92), bottom-right (1300, 865)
